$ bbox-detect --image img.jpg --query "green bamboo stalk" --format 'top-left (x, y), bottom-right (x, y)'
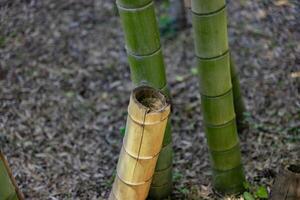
top-left (0, 160), bottom-right (16, 199)
top-left (117, 1), bottom-right (173, 198)
top-left (191, 0), bottom-right (245, 194)
top-left (0, 152), bottom-right (22, 200)
top-left (230, 56), bottom-right (248, 131)
top-left (118, 2), bottom-right (160, 56)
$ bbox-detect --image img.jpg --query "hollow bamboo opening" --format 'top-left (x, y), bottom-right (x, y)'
top-left (133, 86), bottom-right (167, 112)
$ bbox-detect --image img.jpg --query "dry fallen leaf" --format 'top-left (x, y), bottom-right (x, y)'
top-left (290, 71), bottom-right (300, 78)
top-left (274, 0), bottom-right (292, 6)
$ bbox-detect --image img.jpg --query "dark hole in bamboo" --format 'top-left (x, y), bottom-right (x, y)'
top-left (287, 164), bottom-right (300, 174)
top-left (134, 86), bottom-right (166, 111)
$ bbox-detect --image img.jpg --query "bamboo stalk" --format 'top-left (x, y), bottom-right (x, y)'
top-left (197, 52), bottom-right (232, 97)
top-left (117, 1), bottom-right (174, 198)
top-left (117, 2), bottom-right (160, 56)
top-left (230, 56), bottom-right (248, 131)
top-left (191, 0), bottom-right (245, 194)
top-left (201, 90), bottom-right (235, 126)
top-left (117, 0), bottom-right (152, 8)
top-left (0, 152), bottom-right (24, 200)
top-left (109, 86), bottom-right (171, 200)
top-left (127, 49), bottom-right (167, 89)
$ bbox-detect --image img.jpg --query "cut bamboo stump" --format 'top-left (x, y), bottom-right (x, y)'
top-left (270, 164), bottom-right (300, 200)
top-left (109, 86), bottom-right (171, 200)
top-left (0, 152), bottom-right (24, 200)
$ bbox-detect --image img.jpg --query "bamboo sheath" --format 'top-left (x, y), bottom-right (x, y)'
top-left (109, 86), bottom-right (171, 200)
top-left (191, 0), bottom-right (245, 194)
top-left (148, 181), bottom-right (172, 199)
top-left (0, 152), bottom-right (23, 200)
top-left (117, 1), bottom-right (173, 198)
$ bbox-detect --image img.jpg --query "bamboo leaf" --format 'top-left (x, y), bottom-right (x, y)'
top-left (119, 127), bottom-right (125, 137)
top-left (255, 186), bottom-right (268, 199)
top-left (243, 181), bottom-right (251, 190)
top-left (243, 192), bottom-right (255, 200)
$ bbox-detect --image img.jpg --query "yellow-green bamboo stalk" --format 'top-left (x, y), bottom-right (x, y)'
top-left (230, 56), bottom-right (248, 131)
top-left (109, 86), bottom-right (171, 200)
top-left (117, 1), bottom-right (173, 198)
top-left (191, 0), bottom-right (245, 194)
top-left (0, 152), bottom-right (23, 200)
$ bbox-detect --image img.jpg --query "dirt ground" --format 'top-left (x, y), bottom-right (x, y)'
top-left (0, 0), bottom-right (299, 199)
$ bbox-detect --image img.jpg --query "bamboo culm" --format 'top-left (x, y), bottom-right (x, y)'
top-left (230, 55), bottom-right (248, 132)
top-left (117, 0), bottom-right (173, 198)
top-left (191, 0), bottom-right (245, 194)
top-left (109, 86), bottom-right (171, 200)
top-left (0, 152), bottom-right (24, 200)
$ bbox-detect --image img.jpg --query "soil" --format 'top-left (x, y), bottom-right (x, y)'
top-left (0, 0), bottom-right (299, 199)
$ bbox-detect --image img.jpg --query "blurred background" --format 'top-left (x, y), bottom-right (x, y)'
top-left (0, 0), bottom-right (299, 199)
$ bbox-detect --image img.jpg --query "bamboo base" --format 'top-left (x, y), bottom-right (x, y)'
top-left (213, 165), bottom-right (245, 194)
top-left (148, 181), bottom-right (172, 200)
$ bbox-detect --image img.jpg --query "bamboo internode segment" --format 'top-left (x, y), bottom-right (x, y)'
top-left (192, 8), bottom-right (228, 59)
top-left (110, 86), bottom-right (171, 200)
top-left (191, 0), bottom-right (245, 194)
top-left (117, 0), bottom-right (174, 197)
top-left (0, 152), bottom-right (23, 200)
top-left (128, 49), bottom-right (167, 90)
top-left (117, 2), bottom-right (160, 56)
top-left (197, 52), bottom-right (232, 96)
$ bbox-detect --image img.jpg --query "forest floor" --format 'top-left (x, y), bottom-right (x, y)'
top-left (0, 0), bottom-right (299, 199)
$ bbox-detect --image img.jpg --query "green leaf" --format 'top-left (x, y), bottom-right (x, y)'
top-left (243, 192), bottom-right (255, 200)
top-left (173, 171), bottom-right (183, 181)
top-left (119, 127), bottom-right (126, 137)
top-left (255, 186), bottom-right (268, 199)
top-left (175, 75), bottom-right (184, 82)
top-left (191, 67), bottom-right (198, 75)
top-left (243, 181), bottom-right (251, 190)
